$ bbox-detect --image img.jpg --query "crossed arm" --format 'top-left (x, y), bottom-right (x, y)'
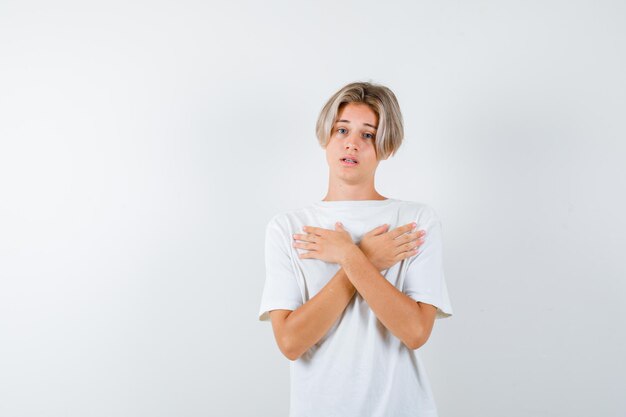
top-left (269, 245), bottom-right (438, 361)
top-left (342, 246), bottom-right (438, 349)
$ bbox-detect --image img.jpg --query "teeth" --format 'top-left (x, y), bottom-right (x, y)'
top-left (344, 159), bottom-right (357, 163)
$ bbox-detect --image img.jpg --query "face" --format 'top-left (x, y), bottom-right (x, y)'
top-left (325, 102), bottom-right (382, 184)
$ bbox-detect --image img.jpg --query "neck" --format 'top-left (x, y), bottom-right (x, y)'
top-left (322, 184), bottom-right (386, 202)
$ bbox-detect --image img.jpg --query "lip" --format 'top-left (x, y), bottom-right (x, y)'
top-left (340, 155), bottom-right (359, 164)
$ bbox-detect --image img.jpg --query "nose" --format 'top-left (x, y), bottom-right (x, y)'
top-left (345, 134), bottom-right (359, 151)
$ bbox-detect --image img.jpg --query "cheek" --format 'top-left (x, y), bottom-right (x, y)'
top-left (325, 146), bottom-right (338, 162)
top-left (328, 142), bottom-right (342, 155)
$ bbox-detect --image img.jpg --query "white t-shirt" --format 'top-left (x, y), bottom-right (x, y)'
top-left (258, 198), bottom-right (453, 417)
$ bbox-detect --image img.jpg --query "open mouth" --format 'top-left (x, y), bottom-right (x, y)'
top-left (340, 157), bottom-right (358, 166)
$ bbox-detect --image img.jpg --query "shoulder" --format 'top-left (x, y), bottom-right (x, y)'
top-left (266, 207), bottom-right (308, 231)
top-left (394, 199), bottom-right (441, 223)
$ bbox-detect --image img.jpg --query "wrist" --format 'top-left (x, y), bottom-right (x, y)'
top-left (354, 243), bottom-right (380, 271)
top-left (340, 243), bottom-right (361, 267)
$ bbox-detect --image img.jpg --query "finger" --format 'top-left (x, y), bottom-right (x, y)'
top-left (302, 225), bottom-right (324, 236)
top-left (414, 235), bottom-right (426, 247)
top-left (335, 222), bottom-right (353, 237)
top-left (398, 247), bottom-right (420, 259)
top-left (402, 241), bottom-right (417, 252)
top-left (398, 238), bottom-right (424, 254)
top-left (389, 222), bottom-right (418, 239)
top-left (396, 241), bottom-right (422, 256)
top-left (293, 240), bottom-right (313, 250)
top-left (366, 224), bottom-right (389, 236)
top-left (298, 249), bottom-right (318, 259)
top-left (293, 233), bottom-right (317, 243)
top-left (396, 231), bottom-right (426, 244)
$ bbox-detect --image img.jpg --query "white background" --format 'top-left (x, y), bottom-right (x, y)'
top-left (1, 1), bottom-right (625, 416)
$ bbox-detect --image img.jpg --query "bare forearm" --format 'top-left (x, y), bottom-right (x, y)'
top-left (284, 268), bottom-right (356, 359)
top-left (340, 246), bottom-right (423, 349)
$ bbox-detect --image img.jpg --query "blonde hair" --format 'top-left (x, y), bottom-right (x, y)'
top-left (315, 81), bottom-right (404, 160)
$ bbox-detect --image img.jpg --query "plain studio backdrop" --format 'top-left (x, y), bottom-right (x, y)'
top-left (1, 1), bottom-right (625, 416)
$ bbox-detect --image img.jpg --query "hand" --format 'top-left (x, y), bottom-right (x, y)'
top-left (292, 222), bottom-right (356, 265)
top-left (357, 222), bottom-right (426, 271)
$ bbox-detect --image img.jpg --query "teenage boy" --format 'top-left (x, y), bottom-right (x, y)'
top-left (259, 81), bottom-right (453, 417)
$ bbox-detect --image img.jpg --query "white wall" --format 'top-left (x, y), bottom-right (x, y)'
top-left (1, 1), bottom-right (624, 416)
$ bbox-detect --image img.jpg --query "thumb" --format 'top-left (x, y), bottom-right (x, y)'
top-left (335, 221), bottom-right (344, 230)
top-left (365, 223), bottom-right (388, 236)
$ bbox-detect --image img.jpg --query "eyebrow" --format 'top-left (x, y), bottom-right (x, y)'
top-left (336, 119), bottom-right (378, 130)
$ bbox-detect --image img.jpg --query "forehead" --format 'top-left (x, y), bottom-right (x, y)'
top-left (335, 102), bottom-right (378, 125)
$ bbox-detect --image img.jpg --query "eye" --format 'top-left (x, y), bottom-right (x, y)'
top-left (337, 127), bottom-right (348, 134)
top-left (363, 132), bottom-right (375, 139)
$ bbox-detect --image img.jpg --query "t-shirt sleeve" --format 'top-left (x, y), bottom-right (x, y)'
top-left (402, 206), bottom-right (454, 319)
top-left (258, 215), bottom-right (304, 322)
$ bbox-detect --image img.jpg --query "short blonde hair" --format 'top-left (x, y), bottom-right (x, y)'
top-left (315, 81), bottom-right (404, 160)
